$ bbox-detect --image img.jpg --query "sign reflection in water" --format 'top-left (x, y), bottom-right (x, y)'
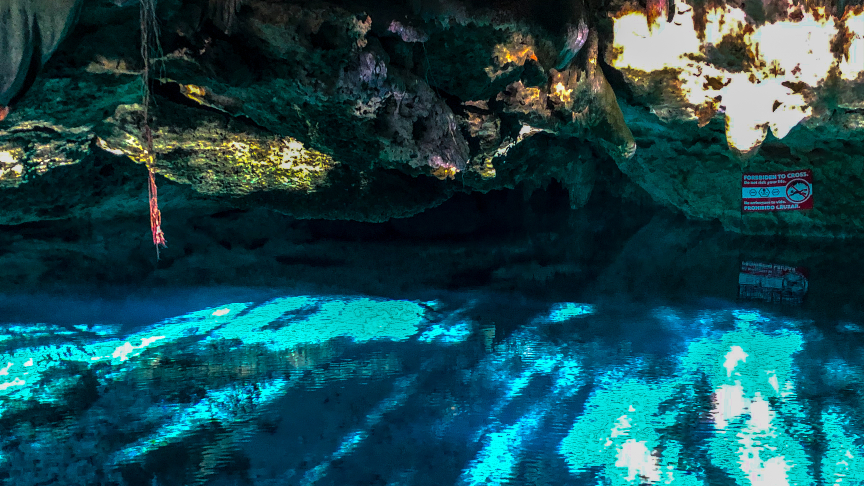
top-left (0, 292), bottom-right (861, 485)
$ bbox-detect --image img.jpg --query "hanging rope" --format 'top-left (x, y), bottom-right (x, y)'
top-left (140, 0), bottom-right (167, 258)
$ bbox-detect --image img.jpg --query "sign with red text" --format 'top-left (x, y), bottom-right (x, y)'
top-left (738, 261), bottom-right (808, 305)
top-left (742, 170), bottom-right (813, 212)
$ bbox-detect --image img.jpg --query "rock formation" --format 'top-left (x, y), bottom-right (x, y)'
top-left (0, 0), bottom-right (862, 238)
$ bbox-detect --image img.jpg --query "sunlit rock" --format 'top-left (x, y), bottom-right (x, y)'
top-left (610, 1), bottom-right (864, 154)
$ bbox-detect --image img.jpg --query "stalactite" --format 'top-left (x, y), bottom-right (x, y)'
top-left (207, 0), bottom-right (246, 33)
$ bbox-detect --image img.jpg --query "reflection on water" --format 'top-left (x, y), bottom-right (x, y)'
top-left (0, 290), bottom-right (862, 486)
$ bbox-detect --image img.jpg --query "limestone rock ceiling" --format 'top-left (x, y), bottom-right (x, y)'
top-left (0, 0), bottom-right (861, 236)
top-left (607, 0), bottom-right (864, 237)
top-left (610, 0), bottom-right (864, 154)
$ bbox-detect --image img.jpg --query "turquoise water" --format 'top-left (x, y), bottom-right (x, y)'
top-left (0, 288), bottom-right (862, 485)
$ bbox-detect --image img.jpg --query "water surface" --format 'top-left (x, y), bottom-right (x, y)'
top-left (0, 288), bottom-right (862, 486)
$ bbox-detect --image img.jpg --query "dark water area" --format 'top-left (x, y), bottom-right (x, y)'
top-left (1, 184), bottom-right (864, 485)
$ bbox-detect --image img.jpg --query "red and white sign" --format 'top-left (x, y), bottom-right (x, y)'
top-left (738, 261), bottom-right (808, 305)
top-left (742, 170), bottom-right (813, 212)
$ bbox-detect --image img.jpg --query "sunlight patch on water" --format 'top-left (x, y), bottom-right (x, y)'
top-left (0, 295), bottom-right (427, 410)
top-left (111, 335), bottom-right (166, 361)
top-left (0, 302), bottom-right (249, 404)
top-left (555, 308), bottom-right (852, 485)
top-left (1, 295), bottom-right (863, 485)
top-left (462, 354), bottom-right (584, 485)
top-left (724, 345), bottom-right (749, 377)
top-left (112, 376), bottom-right (299, 465)
top-left (204, 296), bottom-right (426, 349)
top-left (560, 379), bottom-right (688, 485)
top-left (470, 327), bottom-right (565, 443)
top-left (682, 321), bottom-right (811, 485)
top-left (820, 408), bottom-right (864, 484)
top-left (418, 322), bottom-right (471, 343)
top-left (462, 408), bottom-right (546, 485)
top-left (544, 303), bottom-right (594, 323)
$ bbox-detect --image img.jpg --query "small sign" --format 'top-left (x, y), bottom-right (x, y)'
top-left (738, 261), bottom-right (808, 305)
top-left (742, 170), bottom-right (813, 212)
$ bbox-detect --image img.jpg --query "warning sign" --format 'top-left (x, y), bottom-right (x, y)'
top-left (738, 261), bottom-right (808, 305)
top-left (742, 170), bottom-right (813, 212)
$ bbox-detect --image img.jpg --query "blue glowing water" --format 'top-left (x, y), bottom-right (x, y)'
top-left (0, 289), bottom-right (861, 485)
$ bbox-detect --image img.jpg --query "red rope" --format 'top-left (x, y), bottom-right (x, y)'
top-left (145, 126), bottom-right (167, 253)
top-left (148, 168), bottom-right (167, 248)
top-left (141, 0), bottom-right (166, 258)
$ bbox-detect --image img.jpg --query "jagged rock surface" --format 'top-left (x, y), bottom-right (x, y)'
top-left (0, 0), bottom-right (862, 236)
